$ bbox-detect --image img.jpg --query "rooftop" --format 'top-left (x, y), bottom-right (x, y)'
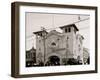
top-left (33, 30), bottom-right (48, 34)
top-left (60, 24), bottom-right (79, 31)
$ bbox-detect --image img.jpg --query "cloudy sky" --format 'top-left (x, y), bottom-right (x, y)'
top-left (25, 12), bottom-right (90, 50)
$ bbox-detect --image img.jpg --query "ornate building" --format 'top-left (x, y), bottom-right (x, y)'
top-left (33, 24), bottom-right (85, 65)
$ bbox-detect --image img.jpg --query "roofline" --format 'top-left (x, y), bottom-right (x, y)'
top-left (33, 30), bottom-right (48, 34)
top-left (60, 24), bottom-right (79, 31)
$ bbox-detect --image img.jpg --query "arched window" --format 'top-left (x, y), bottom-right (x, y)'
top-left (51, 42), bottom-right (56, 46)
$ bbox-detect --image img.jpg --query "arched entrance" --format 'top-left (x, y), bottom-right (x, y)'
top-left (45, 56), bottom-right (60, 66)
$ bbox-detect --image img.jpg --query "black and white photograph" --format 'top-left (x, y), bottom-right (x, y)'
top-left (11, 2), bottom-right (97, 77)
top-left (25, 13), bottom-right (90, 67)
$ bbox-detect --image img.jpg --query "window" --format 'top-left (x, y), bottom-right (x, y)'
top-left (57, 38), bottom-right (60, 41)
top-left (66, 37), bottom-right (69, 48)
top-left (74, 29), bottom-right (76, 33)
top-left (40, 33), bottom-right (42, 36)
top-left (51, 42), bottom-right (56, 46)
top-left (67, 37), bottom-right (69, 40)
top-left (68, 27), bottom-right (71, 32)
top-left (65, 28), bottom-right (71, 32)
top-left (65, 28), bottom-right (67, 32)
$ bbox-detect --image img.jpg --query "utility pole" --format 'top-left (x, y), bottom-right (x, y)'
top-left (41, 27), bottom-right (46, 66)
top-left (66, 37), bottom-right (69, 64)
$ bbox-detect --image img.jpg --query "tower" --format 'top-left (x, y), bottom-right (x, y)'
top-left (33, 29), bottom-right (48, 63)
top-left (60, 24), bottom-right (79, 59)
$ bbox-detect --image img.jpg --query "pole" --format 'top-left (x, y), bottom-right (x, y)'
top-left (66, 37), bottom-right (69, 64)
top-left (43, 35), bottom-right (45, 66)
top-left (41, 27), bottom-right (46, 66)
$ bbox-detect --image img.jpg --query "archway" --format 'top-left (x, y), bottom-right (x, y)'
top-left (45, 55), bottom-right (60, 66)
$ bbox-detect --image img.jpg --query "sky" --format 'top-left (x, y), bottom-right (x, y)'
top-left (25, 12), bottom-right (90, 50)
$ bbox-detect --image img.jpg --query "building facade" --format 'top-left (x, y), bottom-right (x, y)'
top-left (33, 24), bottom-right (85, 65)
top-left (26, 47), bottom-right (36, 67)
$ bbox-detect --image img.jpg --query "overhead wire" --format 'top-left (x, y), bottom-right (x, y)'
top-left (26, 17), bottom-right (90, 39)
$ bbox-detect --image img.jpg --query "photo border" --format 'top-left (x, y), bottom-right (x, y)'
top-left (11, 2), bottom-right (98, 78)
